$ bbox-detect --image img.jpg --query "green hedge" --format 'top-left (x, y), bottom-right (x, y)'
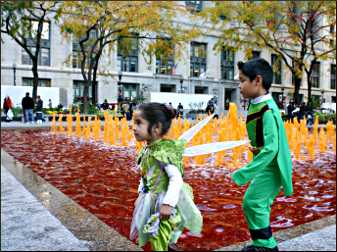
top-left (314, 112), bottom-right (336, 124)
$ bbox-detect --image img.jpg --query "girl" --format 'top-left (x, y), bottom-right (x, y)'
top-left (130, 102), bottom-right (202, 251)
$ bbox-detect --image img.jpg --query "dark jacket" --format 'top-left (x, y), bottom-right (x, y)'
top-left (36, 99), bottom-right (43, 111)
top-left (22, 96), bottom-right (35, 110)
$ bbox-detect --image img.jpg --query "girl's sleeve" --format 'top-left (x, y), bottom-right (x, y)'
top-left (162, 164), bottom-right (183, 207)
top-left (137, 177), bottom-right (144, 193)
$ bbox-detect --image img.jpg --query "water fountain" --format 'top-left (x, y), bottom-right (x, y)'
top-left (1, 103), bottom-right (335, 250)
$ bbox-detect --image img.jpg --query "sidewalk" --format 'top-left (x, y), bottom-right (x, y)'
top-left (1, 165), bottom-right (89, 251)
top-left (278, 225), bottom-right (336, 251)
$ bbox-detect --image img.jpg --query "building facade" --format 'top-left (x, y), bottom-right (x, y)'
top-left (1, 1), bottom-right (336, 112)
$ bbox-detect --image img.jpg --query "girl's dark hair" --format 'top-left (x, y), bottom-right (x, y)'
top-left (237, 58), bottom-right (273, 91)
top-left (137, 102), bottom-right (176, 136)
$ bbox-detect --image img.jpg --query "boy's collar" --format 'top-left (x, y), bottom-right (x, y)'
top-left (250, 93), bottom-right (272, 104)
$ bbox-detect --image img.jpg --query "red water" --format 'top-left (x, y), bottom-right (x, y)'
top-left (1, 130), bottom-right (336, 251)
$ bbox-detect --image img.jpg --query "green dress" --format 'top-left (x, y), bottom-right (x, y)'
top-left (130, 139), bottom-right (202, 251)
top-left (231, 95), bottom-right (293, 249)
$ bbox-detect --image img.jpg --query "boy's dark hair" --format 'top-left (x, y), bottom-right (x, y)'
top-left (237, 58), bottom-right (273, 91)
top-left (137, 102), bottom-right (176, 136)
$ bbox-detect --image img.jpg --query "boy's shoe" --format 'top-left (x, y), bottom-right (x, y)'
top-left (168, 244), bottom-right (182, 251)
top-left (241, 245), bottom-right (279, 252)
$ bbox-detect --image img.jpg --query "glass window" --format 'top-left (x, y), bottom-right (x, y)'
top-left (40, 48), bottom-right (50, 66)
top-left (310, 61), bottom-right (320, 88)
top-left (221, 48), bottom-right (235, 80)
top-left (73, 80), bottom-right (97, 104)
top-left (22, 77), bottom-right (51, 87)
top-left (156, 40), bottom-right (175, 75)
top-left (195, 86), bottom-right (208, 94)
top-left (22, 48), bottom-right (33, 65)
top-left (160, 84), bottom-right (176, 93)
top-left (185, 1), bottom-right (203, 11)
top-left (21, 20), bottom-right (50, 66)
top-left (190, 42), bottom-right (207, 77)
top-left (331, 64), bottom-right (336, 90)
top-left (117, 36), bottom-right (139, 72)
top-left (22, 47), bottom-right (50, 66)
top-left (30, 20), bottom-right (50, 40)
top-left (271, 54), bottom-right (282, 84)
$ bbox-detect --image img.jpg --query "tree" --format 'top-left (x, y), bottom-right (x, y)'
top-left (203, 1), bottom-right (336, 105)
top-left (1, 1), bottom-right (57, 102)
top-left (56, 1), bottom-right (200, 113)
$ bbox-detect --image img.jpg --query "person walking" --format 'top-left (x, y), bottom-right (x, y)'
top-left (22, 92), bottom-right (35, 123)
top-left (3, 96), bottom-right (13, 115)
top-left (231, 59), bottom-right (293, 252)
top-left (35, 96), bottom-right (44, 124)
top-left (3, 95), bottom-right (14, 122)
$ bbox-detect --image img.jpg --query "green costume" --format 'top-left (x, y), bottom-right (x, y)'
top-left (130, 139), bottom-right (202, 251)
top-left (231, 94), bottom-right (293, 249)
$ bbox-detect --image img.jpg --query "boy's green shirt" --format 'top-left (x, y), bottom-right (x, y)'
top-left (231, 97), bottom-right (293, 196)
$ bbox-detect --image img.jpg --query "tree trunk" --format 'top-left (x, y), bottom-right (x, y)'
top-left (32, 60), bottom-right (39, 106)
top-left (82, 66), bottom-right (93, 115)
top-left (83, 83), bottom-right (89, 114)
top-left (293, 74), bottom-right (302, 105)
top-left (307, 72), bottom-right (313, 109)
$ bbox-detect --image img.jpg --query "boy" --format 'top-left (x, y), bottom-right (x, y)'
top-left (231, 58), bottom-right (293, 252)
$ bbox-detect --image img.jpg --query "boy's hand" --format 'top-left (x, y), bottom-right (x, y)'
top-left (249, 146), bottom-right (261, 155)
top-left (160, 204), bottom-right (174, 220)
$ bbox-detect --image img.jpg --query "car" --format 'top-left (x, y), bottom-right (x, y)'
top-left (314, 108), bottom-right (336, 114)
top-left (321, 102), bottom-right (336, 113)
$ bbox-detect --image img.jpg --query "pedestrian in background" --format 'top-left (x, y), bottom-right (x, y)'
top-left (21, 92), bottom-right (35, 123)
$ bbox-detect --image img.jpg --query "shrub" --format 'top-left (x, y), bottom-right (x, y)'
top-left (314, 112), bottom-right (336, 124)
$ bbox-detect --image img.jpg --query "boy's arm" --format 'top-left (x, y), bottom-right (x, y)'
top-left (231, 110), bottom-right (279, 186)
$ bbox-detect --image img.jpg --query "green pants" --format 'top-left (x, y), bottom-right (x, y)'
top-left (148, 214), bottom-right (182, 251)
top-left (242, 165), bottom-right (281, 248)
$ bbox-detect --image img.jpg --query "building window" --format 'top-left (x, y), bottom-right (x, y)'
top-left (310, 61), bottom-right (320, 88)
top-left (73, 80), bottom-right (97, 104)
top-left (72, 39), bottom-right (81, 69)
top-left (119, 83), bottom-right (139, 101)
top-left (331, 64), bottom-right (336, 90)
top-left (117, 36), bottom-right (139, 72)
top-left (72, 30), bottom-right (98, 69)
top-left (21, 21), bottom-right (50, 66)
top-left (271, 54), bottom-right (282, 84)
top-left (332, 96), bottom-right (336, 103)
top-left (22, 77), bottom-right (51, 87)
top-left (185, 1), bottom-right (203, 12)
top-left (195, 86), bottom-right (208, 94)
top-left (156, 39), bottom-right (175, 75)
top-left (221, 48), bottom-right (235, 80)
top-left (22, 47), bottom-right (50, 66)
top-left (190, 42), bottom-right (207, 77)
top-left (160, 84), bottom-right (176, 93)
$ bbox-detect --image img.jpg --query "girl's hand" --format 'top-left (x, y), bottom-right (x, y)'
top-left (249, 146), bottom-right (261, 155)
top-left (160, 204), bottom-right (173, 220)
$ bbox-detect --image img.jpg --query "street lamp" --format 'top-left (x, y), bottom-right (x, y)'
top-left (118, 71), bottom-right (122, 84)
top-left (12, 63), bottom-right (16, 86)
top-left (281, 87), bottom-right (285, 98)
top-left (180, 78), bottom-right (184, 93)
top-left (281, 87), bottom-right (285, 107)
top-left (320, 89), bottom-right (325, 104)
top-left (117, 71), bottom-right (123, 103)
